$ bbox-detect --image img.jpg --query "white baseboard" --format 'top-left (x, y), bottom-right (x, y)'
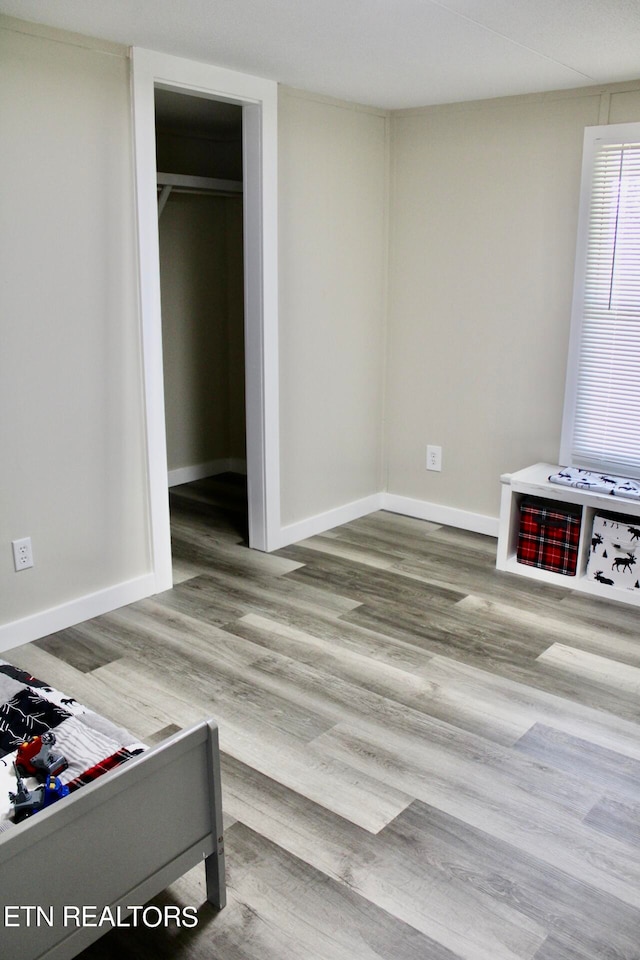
top-left (0, 573), bottom-right (157, 654)
top-left (168, 458), bottom-right (247, 487)
top-left (277, 491), bottom-right (498, 548)
top-left (278, 493), bottom-right (385, 548)
top-left (0, 491), bottom-right (496, 654)
top-left (381, 493), bottom-right (499, 537)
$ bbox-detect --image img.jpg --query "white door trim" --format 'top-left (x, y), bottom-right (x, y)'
top-left (130, 48), bottom-right (281, 591)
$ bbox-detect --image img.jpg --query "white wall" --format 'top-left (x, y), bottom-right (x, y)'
top-left (278, 88), bottom-right (388, 526)
top-left (0, 19), bottom-right (150, 631)
top-left (386, 84), bottom-right (640, 520)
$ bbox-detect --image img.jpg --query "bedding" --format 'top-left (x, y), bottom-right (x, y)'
top-left (0, 661), bottom-right (145, 830)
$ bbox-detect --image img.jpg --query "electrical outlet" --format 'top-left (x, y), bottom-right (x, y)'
top-left (12, 537), bottom-right (34, 572)
top-left (426, 445), bottom-right (442, 472)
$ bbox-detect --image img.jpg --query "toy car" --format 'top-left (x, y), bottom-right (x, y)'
top-left (8, 774), bottom-right (70, 824)
top-left (15, 731), bottom-right (68, 780)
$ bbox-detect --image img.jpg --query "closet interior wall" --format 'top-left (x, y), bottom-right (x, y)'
top-left (155, 92), bottom-right (246, 485)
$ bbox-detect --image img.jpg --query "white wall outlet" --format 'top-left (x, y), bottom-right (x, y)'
top-left (12, 537), bottom-right (34, 571)
top-left (426, 445), bottom-right (442, 472)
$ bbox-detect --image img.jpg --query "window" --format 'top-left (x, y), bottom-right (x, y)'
top-left (560, 122), bottom-right (640, 479)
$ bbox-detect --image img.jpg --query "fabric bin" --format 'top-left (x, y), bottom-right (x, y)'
top-left (516, 497), bottom-right (581, 576)
top-left (586, 513), bottom-right (640, 592)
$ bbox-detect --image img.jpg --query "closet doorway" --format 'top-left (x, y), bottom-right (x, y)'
top-left (155, 91), bottom-right (249, 554)
top-left (131, 49), bottom-right (280, 594)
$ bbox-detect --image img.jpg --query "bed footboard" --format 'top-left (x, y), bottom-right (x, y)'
top-left (0, 719), bottom-right (225, 960)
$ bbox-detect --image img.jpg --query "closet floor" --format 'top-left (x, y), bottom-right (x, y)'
top-left (7, 478), bottom-right (640, 960)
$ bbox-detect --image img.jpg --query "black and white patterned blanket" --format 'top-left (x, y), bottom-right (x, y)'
top-left (0, 661), bottom-right (145, 829)
top-left (549, 467), bottom-right (640, 500)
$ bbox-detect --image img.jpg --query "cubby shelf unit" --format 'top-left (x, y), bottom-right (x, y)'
top-left (497, 462), bottom-right (640, 607)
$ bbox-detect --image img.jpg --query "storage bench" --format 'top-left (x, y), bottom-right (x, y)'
top-left (497, 462), bottom-right (640, 607)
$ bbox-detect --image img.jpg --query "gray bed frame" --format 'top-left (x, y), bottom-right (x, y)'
top-left (0, 719), bottom-right (226, 960)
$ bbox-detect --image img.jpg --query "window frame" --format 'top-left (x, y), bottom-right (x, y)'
top-left (560, 120), bottom-right (640, 479)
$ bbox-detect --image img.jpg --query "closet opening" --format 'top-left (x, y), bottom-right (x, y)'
top-left (154, 89), bottom-right (249, 570)
top-left (132, 48), bottom-right (280, 590)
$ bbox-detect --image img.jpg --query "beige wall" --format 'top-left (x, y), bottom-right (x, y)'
top-left (608, 89), bottom-right (640, 124)
top-left (386, 85), bottom-right (640, 519)
top-left (159, 194), bottom-right (246, 471)
top-left (278, 89), bottom-right (388, 525)
top-left (226, 198), bottom-right (247, 459)
top-left (156, 130), bottom-right (242, 181)
top-left (0, 20), bottom-right (150, 625)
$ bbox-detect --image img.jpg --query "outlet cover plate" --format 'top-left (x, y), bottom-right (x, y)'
top-left (426, 445), bottom-right (442, 472)
top-left (12, 537), bottom-right (34, 571)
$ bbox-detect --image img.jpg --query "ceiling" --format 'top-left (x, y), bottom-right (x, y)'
top-left (2, 0), bottom-right (640, 109)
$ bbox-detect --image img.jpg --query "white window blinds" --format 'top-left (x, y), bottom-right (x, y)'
top-left (561, 124), bottom-right (640, 479)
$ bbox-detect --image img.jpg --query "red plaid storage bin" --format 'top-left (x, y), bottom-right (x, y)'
top-left (516, 497), bottom-right (581, 576)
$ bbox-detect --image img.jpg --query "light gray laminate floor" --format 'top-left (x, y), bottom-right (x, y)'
top-left (7, 474), bottom-right (640, 960)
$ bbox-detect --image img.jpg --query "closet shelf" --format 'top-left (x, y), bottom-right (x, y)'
top-left (157, 172), bottom-right (243, 216)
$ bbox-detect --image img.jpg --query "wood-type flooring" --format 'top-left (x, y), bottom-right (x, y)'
top-left (7, 474), bottom-right (640, 960)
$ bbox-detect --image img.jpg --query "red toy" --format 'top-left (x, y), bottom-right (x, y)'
top-left (15, 731), bottom-right (68, 780)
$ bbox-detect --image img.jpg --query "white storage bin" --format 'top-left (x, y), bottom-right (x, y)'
top-left (586, 513), bottom-right (640, 592)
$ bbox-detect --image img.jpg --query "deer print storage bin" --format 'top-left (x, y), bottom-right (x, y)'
top-left (586, 513), bottom-right (640, 592)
